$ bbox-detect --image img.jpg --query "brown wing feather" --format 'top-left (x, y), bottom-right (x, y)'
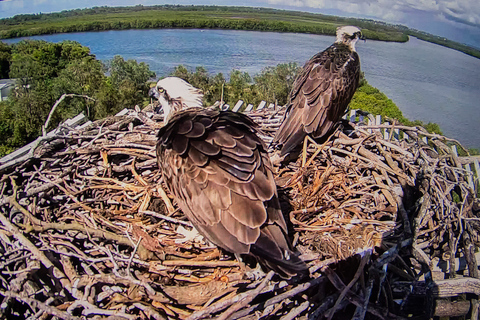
top-left (273, 43), bottom-right (361, 156)
top-left (157, 108), bottom-right (307, 277)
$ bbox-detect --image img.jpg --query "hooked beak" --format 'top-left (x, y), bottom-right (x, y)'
top-left (149, 87), bottom-right (160, 100)
top-left (360, 34), bottom-right (366, 42)
top-left (148, 87), bottom-right (163, 113)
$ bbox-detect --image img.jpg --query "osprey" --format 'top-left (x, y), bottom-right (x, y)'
top-left (150, 77), bottom-right (307, 278)
top-left (272, 26), bottom-right (364, 157)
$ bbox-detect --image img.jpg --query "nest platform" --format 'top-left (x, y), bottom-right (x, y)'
top-left (0, 105), bottom-right (479, 319)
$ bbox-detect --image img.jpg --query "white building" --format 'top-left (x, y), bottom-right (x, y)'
top-left (0, 79), bottom-right (16, 101)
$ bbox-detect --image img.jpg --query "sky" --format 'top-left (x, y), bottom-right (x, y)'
top-left (0, 0), bottom-right (479, 48)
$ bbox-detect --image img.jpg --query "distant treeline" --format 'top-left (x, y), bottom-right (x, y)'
top-left (0, 5), bottom-right (408, 42)
top-left (2, 5), bottom-right (478, 58)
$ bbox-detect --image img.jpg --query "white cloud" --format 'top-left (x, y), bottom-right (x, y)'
top-left (262, 0), bottom-right (480, 28)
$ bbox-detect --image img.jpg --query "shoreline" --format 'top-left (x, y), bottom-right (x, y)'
top-left (1, 6), bottom-right (478, 58)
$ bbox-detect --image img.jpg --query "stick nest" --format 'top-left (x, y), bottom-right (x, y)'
top-left (0, 105), bottom-right (479, 320)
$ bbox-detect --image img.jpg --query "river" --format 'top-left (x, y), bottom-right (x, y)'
top-left (4, 29), bottom-right (480, 149)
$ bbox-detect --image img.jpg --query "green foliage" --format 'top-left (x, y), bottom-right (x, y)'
top-left (469, 148), bottom-right (480, 156)
top-left (0, 40), bottom-right (155, 153)
top-left (0, 39), bottom-right (453, 157)
top-left (104, 55), bottom-right (156, 112)
top-left (107, 55), bottom-right (155, 91)
top-left (254, 62), bottom-right (299, 106)
top-left (350, 80), bottom-right (442, 135)
top-left (0, 42), bottom-right (11, 78)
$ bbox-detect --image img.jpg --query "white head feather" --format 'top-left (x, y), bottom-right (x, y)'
top-left (153, 77), bottom-right (203, 122)
top-left (335, 26), bottom-right (363, 51)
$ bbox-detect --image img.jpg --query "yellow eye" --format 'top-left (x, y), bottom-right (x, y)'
top-left (158, 88), bottom-right (165, 93)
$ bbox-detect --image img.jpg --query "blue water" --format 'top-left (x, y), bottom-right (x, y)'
top-left (4, 29), bottom-right (480, 149)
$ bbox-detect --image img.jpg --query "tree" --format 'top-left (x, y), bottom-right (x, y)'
top-left (254, 62), bottom-right (299, 106)
top-left (106, 55), bottom-right (155, 93)
top-left (0, 42), bottom-right (11, 79)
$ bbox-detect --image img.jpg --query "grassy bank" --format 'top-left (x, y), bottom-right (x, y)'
top-left (0, 5), bottom-right (408, 42)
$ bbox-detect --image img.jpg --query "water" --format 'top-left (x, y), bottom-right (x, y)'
top-left (3, 29), bottom-right (480, 149)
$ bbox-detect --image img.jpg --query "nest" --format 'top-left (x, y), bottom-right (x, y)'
top-left (0, 104), bottom-right (479, 320)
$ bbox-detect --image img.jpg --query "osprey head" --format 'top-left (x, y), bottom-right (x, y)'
top-left (335, 26), bottom-right (364, 51)
top-left (149, 77), bottom-right (203, 123)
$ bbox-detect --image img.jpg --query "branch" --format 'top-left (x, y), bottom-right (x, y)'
top-left (1, 290), bottom-right (80, 320)
top-left (42, 93), bottom-right (95, 136)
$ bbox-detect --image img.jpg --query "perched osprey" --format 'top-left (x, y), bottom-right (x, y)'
top-left (272, 26), bottom-right (364, 157)
top-left (150, 77), bottom-right (307, 278)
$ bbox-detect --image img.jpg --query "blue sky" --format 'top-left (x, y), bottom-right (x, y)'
top-left (1, 0), bottom-right (479, 48)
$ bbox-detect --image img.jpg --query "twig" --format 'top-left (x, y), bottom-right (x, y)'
top-left (1, 290), bottom-right (80, 320)
top-left (0, 212), bottom-right (72, 294)
top-left (216, 271), bottom-right (274, 320)
top-left (280, 300), bottom-right (310, 320)
top-left (326, 249), bottom-right (371, 320)
top-left (187, 272), bottom-right (274, 320)
top-left (42, 94), bottom-right (95, 136)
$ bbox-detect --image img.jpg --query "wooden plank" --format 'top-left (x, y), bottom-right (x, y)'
top-left (76, 120), bottom-right (93, 130)
top-left (268, 103), bottom-right (275, 109)
top-left (474, 160), bottom-right (480, 193)
top-left (350, 109), bottom-right (356, 122)
top-left (0, 112), bottom-right (88, 166)
top-left (115, 108), bottom-right (129, 116)
top-left (367, 117), bottom-right (373, 133)
top-left (244, 104), bottom-right (253, 112)
top-left (393, 128), bottom-right (399, 141)
top-left (451, 145), bottom-right (458, 156)
top-left (375, 115), bottom-right (382, 134)
top-left (232, 100), bottom-right (244, 112)
top-left (257, 101), bottom-right (266, 110)
top-left (384, 122), bottom-right (390, 140)
top-left (64, 113), bottom-right (87, 127)
top-left (465, 163), bottom-right (475, 191)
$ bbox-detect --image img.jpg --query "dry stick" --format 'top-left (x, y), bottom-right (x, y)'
top-left (140, 210), bottom-right (192, 227)
top-left (308, 293), bottom-right (340, 320)
top-left (361, 124), bottom-right (467, 150)
top-left (216, 271), bottom-right (275, 320)
top-left (352, 276), bottom-right (374, 320)
top-left (67, 299), bottom-right (136, 319)
top-left (323, 267), bottom-right (395, 320)
top-left (0, 212), bottom-right (72, 294)
top-left (228, 276), bottom-right (326, 319)
top-left (280, 300), bottom-right (310, 320)
top-left (161, 260), bottom-right (240, 268)
top-left (8, 196), bottom-right (135, 248)
top-left (42, 94), bottom-right (95, 136)
top-left (133, 302), bottom-right (167, 320)
top-left (155, 183), bottom-right (176, 215)
top-left (326, 249), bottom-right (371, 320)
top-left (1, 290), bottom-right (80, 320)
top-left (187, 271), bottom-right (274, 320)
top-left (328, 147), bottom-right (406, 179)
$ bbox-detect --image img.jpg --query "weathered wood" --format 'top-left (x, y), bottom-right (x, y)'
top-left (0, 104), bottom-right (478, 320)
top-left (257, 100), bottom-right (266, 110)
top-left (232, 100), bottom-right (244, 112)
top-left (434, 299), bottom-right (471, 317)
